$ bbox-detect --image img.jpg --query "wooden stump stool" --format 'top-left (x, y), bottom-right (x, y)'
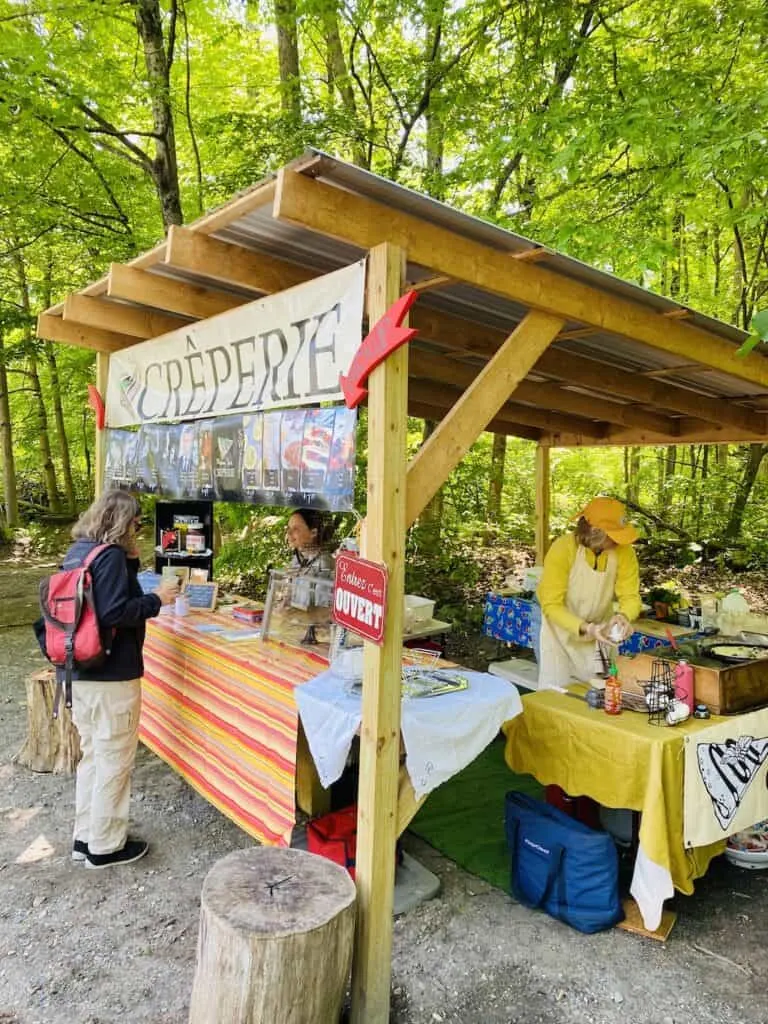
top-left (14, 669), bottom-right (81, 773)
top-left (188, 847), bottom-right (356, 1024)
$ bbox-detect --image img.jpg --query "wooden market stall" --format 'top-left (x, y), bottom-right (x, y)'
top-left (39, 149), bottom-right (768, 1022)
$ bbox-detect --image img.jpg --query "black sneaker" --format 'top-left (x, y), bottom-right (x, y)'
top-left (85, 839), bottom-right (149, 870)
top-left (72, 839), bottom-right (89, 863)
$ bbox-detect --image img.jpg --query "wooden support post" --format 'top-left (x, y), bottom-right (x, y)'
top-left (350, 243), bottom-right (408, 1024)
top-left (406, 310), bottom-right (564, 528)
top-left (94, 352), bottom-right (109, 498)
top-left (535, 444), bottom-right (551, 564)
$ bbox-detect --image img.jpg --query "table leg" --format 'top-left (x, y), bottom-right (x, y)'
top-left (296, 722), bottom-right (331, 817)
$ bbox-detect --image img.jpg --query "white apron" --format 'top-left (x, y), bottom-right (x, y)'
top-left (538, 545), bottom-right (618, 690)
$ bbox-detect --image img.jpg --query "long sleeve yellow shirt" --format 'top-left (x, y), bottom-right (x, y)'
top-left (537, 532), bottom-right (642, 638)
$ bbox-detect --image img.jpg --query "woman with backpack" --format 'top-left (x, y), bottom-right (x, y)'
top-left (45, 490), bottom-right (178, 868)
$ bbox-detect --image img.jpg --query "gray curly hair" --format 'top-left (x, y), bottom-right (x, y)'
top-left (71, 489), bottom-right (141, 551)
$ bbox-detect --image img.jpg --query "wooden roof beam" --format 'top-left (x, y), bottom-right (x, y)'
top-left (534, 349), bottom-right (766, 436)
top-left (408, 306), bottom-right (760, 433)
top-left (164, 225), bottom-right (315, 294)
top-left (107, 264), bottom-right (247, 321)
top-left (274, 169), bottom-right (768, 390)
top-left (63, 294), bottom-right (190, 340)
top-left (546, 422), bottom-right (768, 446)
top-left (36, 313), bottom-right (136, 353)
top-left (409, 349), bottom-right (679, 437)
top-left (408, 400), bottom-right (543, 442)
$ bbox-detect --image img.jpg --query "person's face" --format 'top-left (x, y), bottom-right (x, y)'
top-left (584, 525), bottom-right (616, 553)
top-left (286, 513), bottom-right (317, 552)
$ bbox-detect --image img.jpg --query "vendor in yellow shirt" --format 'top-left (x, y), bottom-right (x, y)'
top-left (537, 496), bottom-right (641, 690)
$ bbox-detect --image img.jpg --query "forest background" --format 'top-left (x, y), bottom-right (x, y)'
top-left (1, 0), bottom-right (767, 629)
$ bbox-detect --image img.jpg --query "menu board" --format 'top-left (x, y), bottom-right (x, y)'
top-left (184, 583), bottom-right (219, 610)
top-left (103, 405), bottom-right (356, 510)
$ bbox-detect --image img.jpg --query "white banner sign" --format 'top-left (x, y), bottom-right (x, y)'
top-left (684, 707), bottom-right (768, 848)
top-left (105, 261), bottom-right (366, 428)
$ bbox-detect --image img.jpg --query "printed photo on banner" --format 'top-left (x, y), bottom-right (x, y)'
top-left (104, 262), bottom-right (366, 429)
top-left (101, 405), bottom-right (357, 510)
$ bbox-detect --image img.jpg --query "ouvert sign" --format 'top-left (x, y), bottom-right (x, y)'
top-left (105, 261), bottom-right (366, 428)
top-left (333, 552), bottom-right (388, 645)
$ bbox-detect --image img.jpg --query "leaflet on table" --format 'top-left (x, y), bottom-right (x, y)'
top-left (101, 405), bottom-right (357, 510)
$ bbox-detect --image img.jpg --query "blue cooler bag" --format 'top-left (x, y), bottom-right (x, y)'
top-left (505, 791), bottom-right (624, 933)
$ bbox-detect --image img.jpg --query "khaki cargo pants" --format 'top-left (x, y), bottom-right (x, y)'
top-left (71, 678), bottom-right (141, 856)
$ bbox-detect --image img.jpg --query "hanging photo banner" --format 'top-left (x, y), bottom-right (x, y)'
top-left (104, 261), bottom-right (366, 428)
top-left (102, 405), bottom-right (357, 511)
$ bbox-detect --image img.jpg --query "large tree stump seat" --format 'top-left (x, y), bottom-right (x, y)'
top-left (188, 847), bottom-right (356, 1024)
top-left (14, 669), bottom-right (81, 773)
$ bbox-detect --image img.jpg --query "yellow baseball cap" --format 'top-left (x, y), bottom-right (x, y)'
top-left (577, 497), bottom-right (639, 545)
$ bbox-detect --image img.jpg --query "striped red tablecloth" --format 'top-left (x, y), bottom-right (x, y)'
top-left (140, 612), bottom-right (328, 846)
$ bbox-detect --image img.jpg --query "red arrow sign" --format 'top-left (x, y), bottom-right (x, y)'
top-left (87, 385), bottom-right (106, 430)
top-left (340, 291), bottom-right (419, 409)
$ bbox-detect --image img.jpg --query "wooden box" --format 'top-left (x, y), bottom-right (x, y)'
top-left (615, 650), bottom-right (768, 716)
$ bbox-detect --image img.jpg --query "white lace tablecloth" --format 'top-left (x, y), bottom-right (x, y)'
top-left (295, 668), bottom-right (523, 799)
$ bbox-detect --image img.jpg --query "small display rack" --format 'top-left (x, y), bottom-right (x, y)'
top-left (642, 659), bottom-right (675, 726)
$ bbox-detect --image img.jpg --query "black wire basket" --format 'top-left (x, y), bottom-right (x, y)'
top-left (642, 659), bottom-right (675, 726)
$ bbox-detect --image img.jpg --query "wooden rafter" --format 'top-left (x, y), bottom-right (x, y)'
top-left (406, 310), bottom-right (565, 526)
top-left (165, 225), bottom-right (315, 294)
top-left (409, 349), bottom-right (679, 437)
top-left (63, 294), bottom-right (189, 340)
top-left (273, 169), bottom-right (768, 391)
top-left (408, 399), bottom-right (543, 441)
top-left (36, 313), bottom-right (135, 353)
top-left (108, 264), bottom-right (246, 321)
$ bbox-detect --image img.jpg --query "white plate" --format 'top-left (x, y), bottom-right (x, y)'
top-left (724, 846), bottom-right (768, 870)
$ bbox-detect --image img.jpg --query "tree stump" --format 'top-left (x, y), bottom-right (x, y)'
top-left (14, 669), bottom-right (81, 773)
top-left (188, 847), bottom-right (356, 1024)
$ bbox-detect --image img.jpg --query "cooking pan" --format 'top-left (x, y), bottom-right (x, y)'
top-left (699, 637), bottom-right (768, 664)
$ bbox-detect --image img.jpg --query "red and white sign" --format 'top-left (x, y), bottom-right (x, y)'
top-left (333, 552), bottom-right (388, 645)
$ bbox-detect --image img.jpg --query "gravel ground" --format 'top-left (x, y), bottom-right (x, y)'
top-left (2, 560), bottom-right (768, 1024)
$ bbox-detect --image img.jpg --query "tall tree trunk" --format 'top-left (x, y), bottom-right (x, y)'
top-left (724, 444), bottom-right (767, 543)
top-left (44, 343), bottom-right (76, 513)
top-left (0, 330), bottom-right (19, 527)
top-left (274, 0), bottom-right (302, 142)
top-left (41, 260), bottom-right (76, 513)
top-left (624, 446), bottom-right (640, 504)
top-left (321, 0), bottom-right (367, 167)
top-left (487, 433), bottom-right (506, 523)
top-left (132, 0), bottom-right (184, 228)
top-left (424, 0), bottom-right (446, 200)
top-left (13, 252), bottom-right (61, 512)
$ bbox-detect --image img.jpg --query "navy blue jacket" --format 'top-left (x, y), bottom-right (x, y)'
top-left (60, 539), bottom-right (161, 681)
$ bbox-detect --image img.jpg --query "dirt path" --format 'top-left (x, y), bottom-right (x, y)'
top-left (2, 560), bottom-right (768, 1023)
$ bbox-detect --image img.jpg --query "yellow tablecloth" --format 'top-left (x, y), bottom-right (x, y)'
top-left (503, 687), bottom-right (725, 900)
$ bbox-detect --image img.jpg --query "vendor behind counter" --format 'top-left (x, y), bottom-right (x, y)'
top-left (285, 508), bottom-right (337, 575)
top-left (537, 497), bottom-right (642, 690)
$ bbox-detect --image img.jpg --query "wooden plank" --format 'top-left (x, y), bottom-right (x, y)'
top-left (94, 353), bottom-right (109, 497)
top-left (409, 379), bottom-right (605, 438)
top-left (405, 310), bottom-right (564, 528)
top-left (36, 313), bottom-right (136, 354)
top-left (408, 349), bottom-right (679, 436)
top-left (408, 400), bottom-right (543, 441)
top-left (535, 444), bottom-right (550, 563)
top-left (396, 769), bottom-right (426, 836)
top-left (274, 170), bottom-right (768, 391)
top-left (295, 722), bottom-right (331, 817)
top-left (64, 294), bottom-right (189, 340)
top-left (108, 264), bottom-right (247, 320)
top-left (165, 225), bottom-right (314, 294)
top-left (350, 243), bottom-right (408, 1024)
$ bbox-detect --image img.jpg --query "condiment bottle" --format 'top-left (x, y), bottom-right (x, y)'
top-left (674, 660), bottom-right (695, 713)
top-left (604, 665), bottom-right (622, 715)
